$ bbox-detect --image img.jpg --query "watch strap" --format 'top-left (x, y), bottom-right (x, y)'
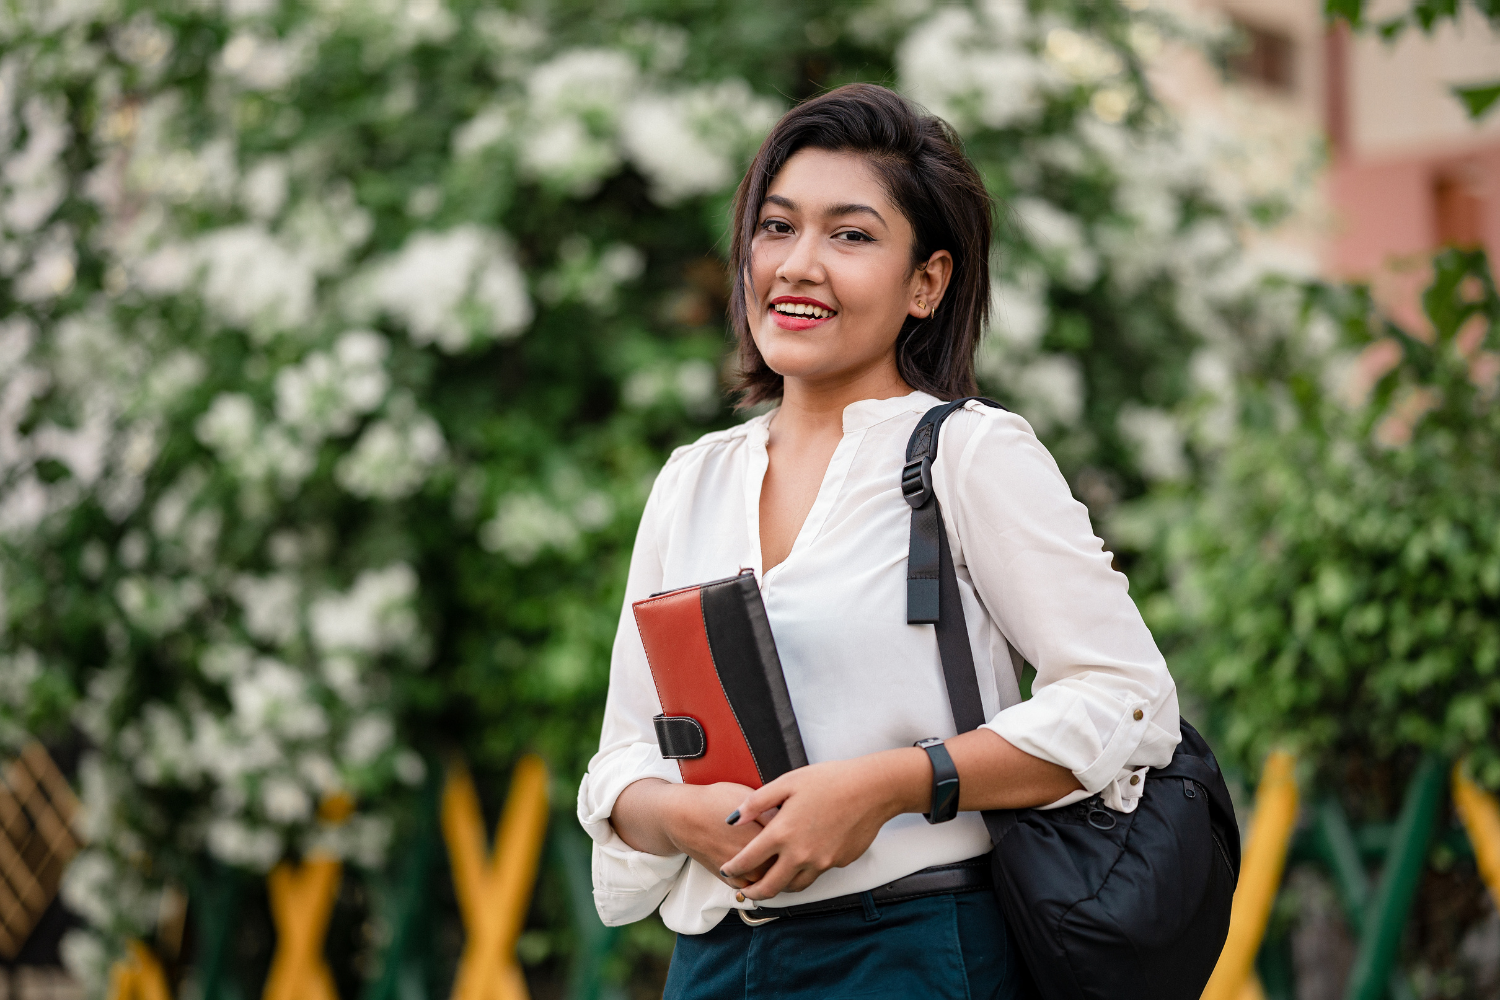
top-left (916, 738), bottom-right (960, 823)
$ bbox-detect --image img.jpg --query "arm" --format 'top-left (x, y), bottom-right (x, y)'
top-left (720, 730), bottom-right (1078, 899)
top-left (612, 778), bottom-right (774, 890)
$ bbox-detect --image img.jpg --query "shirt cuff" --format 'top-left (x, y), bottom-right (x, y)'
top-left (981, 676), bottom-right (1152, 796)
top-left (576, 742), bottom-right (689, 924)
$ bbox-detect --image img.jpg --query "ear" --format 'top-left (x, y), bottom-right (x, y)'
top-left (908, 250), bottom-right (954, 319)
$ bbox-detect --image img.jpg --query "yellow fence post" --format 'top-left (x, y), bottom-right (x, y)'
top-left (262, 855), bottom-right (343, 1000)
top-left (443, 754), bottom-right (549, 1000)
top-left (1201, 751), bottom-right (1299, 1000)
top-left (107, 940), bottom-right (172, 1000)
top-left (1452, 761), bottom-right (1500, 908)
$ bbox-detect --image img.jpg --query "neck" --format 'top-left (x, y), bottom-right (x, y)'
top-left (772, 357), bottom-right (914, 439)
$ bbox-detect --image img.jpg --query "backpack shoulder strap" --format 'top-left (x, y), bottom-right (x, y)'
top-left (903, 396), bottom-right (1005, 735)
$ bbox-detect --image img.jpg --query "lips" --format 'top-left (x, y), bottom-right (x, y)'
top-left (769, 295), bottom-right (837, 331)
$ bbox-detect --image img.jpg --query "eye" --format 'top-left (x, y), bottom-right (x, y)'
top-left (759, 219), bottom-right (793, 235)
top-left (834, 230), bottom-right (874, 243)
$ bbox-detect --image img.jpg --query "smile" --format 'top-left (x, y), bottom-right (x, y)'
top-left (769, 296), bottom-right (837, 330)
top-left (772, 302), bottom-right (835, 318)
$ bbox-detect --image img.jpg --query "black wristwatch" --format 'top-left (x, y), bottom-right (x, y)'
top-left (914, 737), bottom-right (960, 824)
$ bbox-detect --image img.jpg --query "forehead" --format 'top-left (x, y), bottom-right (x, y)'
top-left (763, 148), bottom-right (894, 213)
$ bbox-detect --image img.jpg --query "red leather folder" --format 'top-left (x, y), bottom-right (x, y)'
top-left (633, 570), bottom-right (807, 788)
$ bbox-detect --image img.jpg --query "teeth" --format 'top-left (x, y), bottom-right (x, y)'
top-left (774, 303), bottom-right (834, 318)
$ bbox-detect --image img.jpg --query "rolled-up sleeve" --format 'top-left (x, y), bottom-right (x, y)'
top-left (575, 460), bottom-right (690, 926)
top-left (937, 404), bottom-right (1180, 811)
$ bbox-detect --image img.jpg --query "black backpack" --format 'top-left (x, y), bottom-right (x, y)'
top-left (902, 398), bottom-right (1240, 1000)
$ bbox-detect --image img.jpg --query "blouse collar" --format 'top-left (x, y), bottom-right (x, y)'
top-left (745, 391), bottom-right (942, 439)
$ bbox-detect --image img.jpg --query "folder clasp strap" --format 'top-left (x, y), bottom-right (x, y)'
top-left (654, 714), bottom-right (707, 759)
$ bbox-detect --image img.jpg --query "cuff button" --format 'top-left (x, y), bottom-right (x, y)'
top-left (1132, 709), bottom-right (1143, 721)
top-left (1129, 774), bottom-right (1140, 785)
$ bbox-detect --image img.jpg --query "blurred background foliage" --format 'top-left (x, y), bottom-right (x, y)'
top-left (0, 0), bottom-right (1494, 994)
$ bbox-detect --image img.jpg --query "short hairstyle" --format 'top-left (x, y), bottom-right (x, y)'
top-left (728, 83), bottom-right (993, 406)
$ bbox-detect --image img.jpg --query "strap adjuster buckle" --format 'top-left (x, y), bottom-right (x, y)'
top-left (901, 457), bottom-right (932, 509)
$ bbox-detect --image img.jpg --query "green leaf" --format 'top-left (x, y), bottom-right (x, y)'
top-left (1453, 80), bottom-right (1500, 120)
top-left (1325, 0), bottom-right (1366, 24)
top-left (1412, 0), bottom-right (1460, 31)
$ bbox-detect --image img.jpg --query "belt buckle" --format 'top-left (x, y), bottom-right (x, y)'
top-left (738, 906), bottom-right (780, 926)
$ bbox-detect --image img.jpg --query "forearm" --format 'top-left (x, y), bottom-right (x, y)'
top-left (869, 728), bottom-right (1082, 817)
top-left (610, 778), bottom-right (682, 856)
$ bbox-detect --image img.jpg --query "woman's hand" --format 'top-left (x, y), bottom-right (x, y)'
top-left (719, 731), bottom-right (1082, 900)
top-left (611, 778), bottom-right (773, 890)
top-left (719, 749), bottom-right (928, 900)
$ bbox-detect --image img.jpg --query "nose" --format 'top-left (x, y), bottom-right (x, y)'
top-left (775, 230), bottom-right (827, 287)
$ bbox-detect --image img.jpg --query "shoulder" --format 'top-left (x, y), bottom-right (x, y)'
top-left (663, 416), bottom-right (764, 468)
top-left (648, 416), bottom-right (765, 499)
top-left (938, 400), bottom-right (1045, 458)
top-left (934, 400), bottom-right (1071, 494)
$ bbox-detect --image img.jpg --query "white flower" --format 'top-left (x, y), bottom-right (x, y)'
top-left (31, 405), bottom-right (112, 486)
top-left (619, 81), bottom-right (778, 204)
top-left (206, 817), bottom-right (283, 870)
top-left (342, 714), bottom-right (394, 766)
top-left (2, 96), bottom-right (70, 234)
top-left (988, 271), bottom-right (1049, 350)
top-left (217, 31), bottom-right (307, 91)
top-left (196, 224), bottom-right (316, 336)
top-left (201, 643), bottom-right (255, 683)
top-left (1013, 198), bottom-right (1098, 288)
top-left (1016, 354), bottom-right (1084, 434)
top-left (393, 749), bottom-right (426, 785)
top-left (241, 158), bottom-right (289, 219)
top-left (260, 773), bottom-right (312, 823)
top-left (308, 564), bottom-right (421, 656)
top-left (335, 412), bottom-right (445, 500)
top-left (275, 331), bottom-right (390, 440)
top-left (452, 103), bottom-right (513, 157)
top-left (354, 225), bottom-right (532, 350)
top-left (14, 228), bottom-right (77, 302)
top-left (675, 359), bottom-right (720, 418)
top-left (232, 573), bottom-right (301, 646)
top-left (1043, 27), bottom-right (1123, 84)
top-left (518, 117), bottom-right (620, 196)
top-left (114, 576), bottom-right (206, 636)
top-left (230, 656), bottom-right (326, 739)
top-left (1118, 404), bottom-right (1188, 481)
top-left (196, 392), bottom-right (259, 457)
top-left (897, 9), bottom-right (1048, 132)
top-left (526, 48), bottom-right (637, 122)
top-left (480, 492), bottom-right (579, 564)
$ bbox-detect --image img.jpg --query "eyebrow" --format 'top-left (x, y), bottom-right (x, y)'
top-left (763, 194), bottom-right (887, 227)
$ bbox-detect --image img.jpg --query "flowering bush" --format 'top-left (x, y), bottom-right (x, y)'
top-left (0, 0), bottom-right (1306, 985)
top-left (1118, 249), bottom-right (1500, 788)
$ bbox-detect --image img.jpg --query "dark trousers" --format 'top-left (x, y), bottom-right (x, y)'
top-left (663, 890), bottom-right (1021, 1000)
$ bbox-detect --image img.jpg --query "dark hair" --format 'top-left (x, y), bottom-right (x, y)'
top-left (728, 83), bottom-right (993, 406)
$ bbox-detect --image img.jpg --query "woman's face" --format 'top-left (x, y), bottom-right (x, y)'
top-left (748, 148), bottom-right (951, 390)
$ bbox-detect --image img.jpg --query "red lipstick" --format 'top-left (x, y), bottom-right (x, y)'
top-left (768, 295), bottom-right (837, 331)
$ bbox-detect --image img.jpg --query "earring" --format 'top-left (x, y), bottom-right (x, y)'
top-left (917, 298), bottom-right (927, 313)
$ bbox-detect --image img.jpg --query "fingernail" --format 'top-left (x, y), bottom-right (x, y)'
top-left (725, 810), bottom-right (740, 825)
top-left (719, 869), bottom-right (730, 878)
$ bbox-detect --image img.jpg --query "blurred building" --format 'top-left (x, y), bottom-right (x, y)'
top-left (1159, 0), bottom-right (1499, 288)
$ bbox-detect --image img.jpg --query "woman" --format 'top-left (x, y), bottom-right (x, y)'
top-left (576, 83), bottom-right (1179, 999)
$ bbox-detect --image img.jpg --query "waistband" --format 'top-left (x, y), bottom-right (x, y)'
top-left (737, 853), bottom-right (992, 925)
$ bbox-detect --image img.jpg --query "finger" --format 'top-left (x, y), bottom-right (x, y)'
top-left (719, 827), bottom-right (781, 880)
top-left (783, 870), bottom-right (819, 893)
top-left (739, 856), bottom-right (808, 900)
top-left (727, 780), bottom-right (792, 827)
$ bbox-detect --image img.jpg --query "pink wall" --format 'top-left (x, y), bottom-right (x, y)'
top-left (1327, 142), bottom-right (1500, 280)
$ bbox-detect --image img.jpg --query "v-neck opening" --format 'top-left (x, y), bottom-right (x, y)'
top-left (750, 421), bottom-right (865, 584)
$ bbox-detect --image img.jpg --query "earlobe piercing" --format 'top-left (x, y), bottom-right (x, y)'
top-left (917, 298), bottom-right (927, 313)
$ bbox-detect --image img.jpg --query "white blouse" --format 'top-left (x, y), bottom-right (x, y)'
top-left (576, 391), bottom-right (1179, 934)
